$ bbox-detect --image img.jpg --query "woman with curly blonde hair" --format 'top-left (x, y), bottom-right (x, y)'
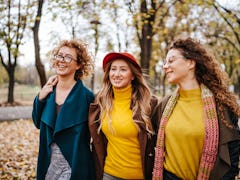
top-left (32, 39), bottom-right (95, 180)
top-left (152, 37), bottom-right (240, 180)
top-left (89, 52), bottom-right (159, 180)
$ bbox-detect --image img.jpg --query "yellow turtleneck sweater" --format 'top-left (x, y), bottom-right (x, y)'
top-left (164, 88), bottom-right (204, 180)
top-left (102, 85), bottom-right (143, 179)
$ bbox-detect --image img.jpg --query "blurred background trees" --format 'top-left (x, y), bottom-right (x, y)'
top-left (0, 0), bottom-right (239, 104)
top-left (0, 0), bottom-right (35, 103)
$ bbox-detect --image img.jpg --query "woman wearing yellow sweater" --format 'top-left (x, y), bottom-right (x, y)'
top-left (89, 52), bottom-right (159, 180)
top-left (152, 37), bottom-right (240, 180)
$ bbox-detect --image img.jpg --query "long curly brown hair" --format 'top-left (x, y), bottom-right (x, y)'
top-left (51, 39), bottom-right (94, 80)
top-left (169, 37), bottom-right (240, 128)
top-left (96, 59), bottom-right (154, 135)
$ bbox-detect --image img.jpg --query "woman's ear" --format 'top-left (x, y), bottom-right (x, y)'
top-left (76, 64), bottom-right (81, 70)
top-left (188, 59), bottom-right (196, 70)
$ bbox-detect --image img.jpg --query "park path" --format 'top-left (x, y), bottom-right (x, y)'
top-left (0, 105), bottom-right (239, 127)
top-left (0, 106), bottom-right (32, 121)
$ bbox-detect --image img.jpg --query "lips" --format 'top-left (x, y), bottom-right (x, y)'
top-left (113, 80), bottom-right (122, 83)
top-left (57, 64), bottom-right (67, 70)
top-left (165, 71), bottom-right (172, 76)
top-left (59, 65), bottom-right (66, 68)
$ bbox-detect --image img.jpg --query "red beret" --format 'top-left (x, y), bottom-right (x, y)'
top-left (102, 52), bottom-right (142, 72)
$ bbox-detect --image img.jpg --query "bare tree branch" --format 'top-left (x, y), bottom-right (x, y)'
top-left (213, 1), bottom-right (240, 45)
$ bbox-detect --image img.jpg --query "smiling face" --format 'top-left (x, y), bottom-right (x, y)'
top-left (54, 46), bottom-right (80, 79)
top-left (109, 59), bottom-right (134, 89)
top-left (163, 49), bottom-right (196, 86)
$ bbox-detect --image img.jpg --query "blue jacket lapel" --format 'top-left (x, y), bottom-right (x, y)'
top-left (41, 89), bottom-right (57, 129)
top-left (54, 80), bottom-right (88, 134)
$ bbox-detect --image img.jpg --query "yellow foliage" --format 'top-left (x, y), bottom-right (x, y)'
top-left (235, 59), bottom-right (240, 64)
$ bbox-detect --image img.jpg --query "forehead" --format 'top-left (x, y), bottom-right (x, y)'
top-left (111, 59), bottom-right (130, 67)
top-left (166, 49), bottom-right (183, 58)
top-left (58, 46), bottom-right (77, 56)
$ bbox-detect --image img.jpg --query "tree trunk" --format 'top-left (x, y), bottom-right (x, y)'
top-left (7, 65), bottom-right (15, 103)
top-left (33, 30), bottom-right (46, 87)
top-left (140, 25), bottom-right (152, 75)
top-left (139, 0), bottom-right (155, 75)
top-left (90, 20), bottom-right (101, 91)
top-left (32, 0), bottom-right (46, 87)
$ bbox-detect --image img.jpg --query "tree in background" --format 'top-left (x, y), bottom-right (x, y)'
top-left (89, 0), bottom-right (101, 91)
top-left (47, 0), bottom-right (92, 39)
top-left (212, 0), bottom-right (240, 96)
top-left (147, 0), bottom-right (240, 97)
top-left (126, 0), bottom-right (181, 75)
top-left (0, 0), bottom-right (34, 104)
top-left (189, 0), bottom-right (240, 97)
top-left (0, 0), bottom-right (239, 101)
top-left (32, 0), bottom-right (46, 87)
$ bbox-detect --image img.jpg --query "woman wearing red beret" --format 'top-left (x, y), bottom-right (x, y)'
top-left (89, 52), bottom-right (159, 180)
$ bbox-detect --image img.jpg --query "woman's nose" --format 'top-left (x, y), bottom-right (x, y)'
top-left (114, 70), bottom-right (121, 76)
top-left (163, 63), bottom-right (169, 69)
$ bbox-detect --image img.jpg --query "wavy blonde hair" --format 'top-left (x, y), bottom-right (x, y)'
top-left (51, 39), bottom-right (94, 80)
top-left (169, 37), bottom-right (240, 128)
top-left (96, 60), bottom-right (154, 135)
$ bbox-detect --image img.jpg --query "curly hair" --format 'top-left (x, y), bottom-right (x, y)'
top-left (96, 59), bottom-right (154, 135)
top-left (168, 37), bottom-right (240, 127)
top-left (51, 39), bottom-right (94, 80)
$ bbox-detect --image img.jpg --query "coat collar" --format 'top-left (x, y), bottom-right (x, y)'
top-left (41, 80), bottom-right (89, 134)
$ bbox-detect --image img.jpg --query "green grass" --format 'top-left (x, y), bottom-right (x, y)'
top-left (0, 84), bottom-right (40, 104)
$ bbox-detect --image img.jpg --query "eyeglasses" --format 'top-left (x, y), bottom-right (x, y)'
top-left (54, 54), bottom-right (77, 63)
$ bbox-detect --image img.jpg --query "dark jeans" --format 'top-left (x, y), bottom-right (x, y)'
top-left (163, 169), bottom-right (182, 180)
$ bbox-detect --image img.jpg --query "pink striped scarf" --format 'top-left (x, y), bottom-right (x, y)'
top-left (152, 84), bottom-right (219, 180)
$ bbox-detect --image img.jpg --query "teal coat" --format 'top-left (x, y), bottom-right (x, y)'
top-left (32, 80), bottom-right (95, 180)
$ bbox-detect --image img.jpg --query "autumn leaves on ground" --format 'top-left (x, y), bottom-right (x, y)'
top-left (0, 119), bottom-right (239, 179)
top-left (0, 119), bottom-right (39, 179)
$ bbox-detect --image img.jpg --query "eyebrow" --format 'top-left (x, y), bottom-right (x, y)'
top-left (169, 55), bottom-right (181, 58)
top-left (58, 52), bottom-right (74, 57)
top-left (111, 65), bottom-right (129, 68)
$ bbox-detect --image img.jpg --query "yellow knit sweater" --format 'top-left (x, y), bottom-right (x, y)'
top-left (102, 85), bottom-right (143, 179)
top-left (164, 88), bottom-right (204, 180)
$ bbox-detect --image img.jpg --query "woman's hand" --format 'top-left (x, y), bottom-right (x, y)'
top-left (38, 75), bottom-right (58, 100)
